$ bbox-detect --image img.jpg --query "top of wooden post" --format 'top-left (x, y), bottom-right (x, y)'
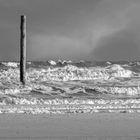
top-left (20, 15), bottom-right (26, 23)
top-left (21, 15), bottom-right (26, 18)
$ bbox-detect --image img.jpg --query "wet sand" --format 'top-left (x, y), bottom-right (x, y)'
top-left (0, 113), bottom-right (140, 140)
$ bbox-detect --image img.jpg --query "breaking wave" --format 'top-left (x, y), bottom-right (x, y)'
top-left (0, 61), bottom-right (140, 114)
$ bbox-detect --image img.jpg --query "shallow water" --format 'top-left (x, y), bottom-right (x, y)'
top-left (0, 136), bottom-right (139, 140)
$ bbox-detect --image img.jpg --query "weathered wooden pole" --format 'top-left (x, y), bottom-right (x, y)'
top-left (20, 15), bottom-right (26, 85)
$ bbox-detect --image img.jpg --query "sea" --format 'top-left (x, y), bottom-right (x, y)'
top-left (0, 60), bottom-right (140, 114)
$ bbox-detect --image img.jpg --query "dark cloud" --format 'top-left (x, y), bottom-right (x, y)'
top-left (91, 31), bottom-right (140, 61)
top-left (0, 27), bottom-right (19, 61)
top-left (0, 0), bottom-right (140, 61)
top-left (0, 0), bottom-right (101, 34)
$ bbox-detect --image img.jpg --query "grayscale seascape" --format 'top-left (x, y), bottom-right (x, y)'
top-left (1, 0), bottom-right (140, 139)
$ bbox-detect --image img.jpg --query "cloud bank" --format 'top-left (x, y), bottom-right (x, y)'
top-left (0, 0), bottom-right (140, 60)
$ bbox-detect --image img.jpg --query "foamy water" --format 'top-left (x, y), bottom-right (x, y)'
top-left (0, 61), bottom-right (140, 114)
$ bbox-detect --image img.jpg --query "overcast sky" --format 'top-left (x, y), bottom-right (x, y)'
top-left (0, 0), bottom-right (140, 61)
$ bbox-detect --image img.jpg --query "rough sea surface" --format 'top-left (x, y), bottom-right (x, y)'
top-left (1, 60), bottom-right (140, 114)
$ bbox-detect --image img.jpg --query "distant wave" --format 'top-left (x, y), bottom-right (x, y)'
top-left (27, 64), bottom-right (138, 81)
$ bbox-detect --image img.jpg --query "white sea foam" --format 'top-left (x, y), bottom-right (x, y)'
top-left (48, 60), bottom-right (57, 65)
top-left (0, 62), bottom-right (139, 114)
top-left (2, 62), bottom-right (19, 68)
top-left (26, 64), bottom-right (135, 82)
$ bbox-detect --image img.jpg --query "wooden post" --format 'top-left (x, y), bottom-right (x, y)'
top-left (20, 15), bottom-right (26, 85)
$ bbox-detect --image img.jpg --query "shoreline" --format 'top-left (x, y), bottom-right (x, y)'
top-left (0, 113), bottom-right (140, 139)
top-left (1, 99), bottom-right (140, 114)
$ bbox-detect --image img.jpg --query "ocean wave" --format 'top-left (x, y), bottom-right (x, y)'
top-left (0, 61), bottom-right (140, 114)
top-left (0, 62), bottom-right (139, 97)
top-left (26, 64), bottom-right (138, 82)
top-left (2, 62), bottom-right (19, 68)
